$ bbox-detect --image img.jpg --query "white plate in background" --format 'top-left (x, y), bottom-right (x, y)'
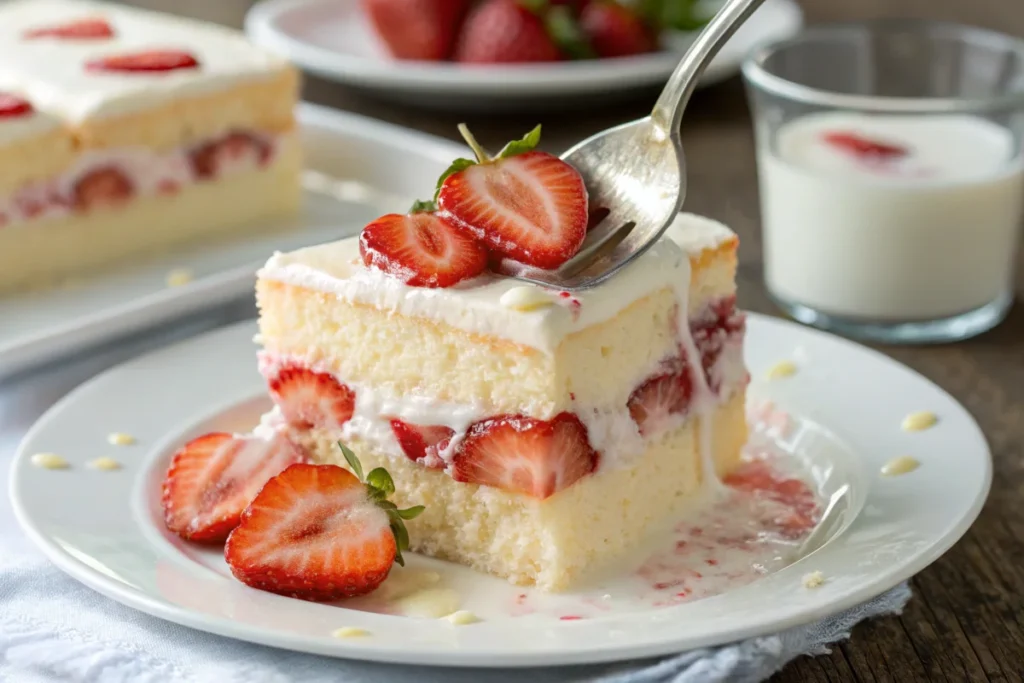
top-left (245, 0), bottom-right (803, 110)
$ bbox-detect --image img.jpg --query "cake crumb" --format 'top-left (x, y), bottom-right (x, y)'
top-left (901, 411), bottom-right (937, 432)
top-left (765, 360), bottom-right (798, 380)
top-left (165, 268), bottom-right (194, 287)
top-left (802, 571), bottom-right (826, 588)
top-left (30, 453), bottom-right (69, 470)
top-left (881, 456), bottom-right (920, 477)
top-left (88, 457), bottom-right (121, 471)
top-left (331, 627), bottom-right (370, 638)
top-left (500, 286), bottom-right (555, 312)
top-left (107, 432), bottom-right (136, 446)
top-left (444, 610), bottom-right (480, 625)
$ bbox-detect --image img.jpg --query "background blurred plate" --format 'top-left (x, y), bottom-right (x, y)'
top-left (245, 0), bottom-right (804, 111)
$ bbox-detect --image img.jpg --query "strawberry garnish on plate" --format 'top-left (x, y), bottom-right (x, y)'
top-left (454, 0), bottom-right (562, 63)
top-left (0, 93), bottom-right (33, 119)
top-left (225, 445), bottom-right (425, 601)
top-left (822, 131), bottom-right (908, 161)
top-left (452, 413), bottom-right (597, 499)
top-left (390, 420), bottom-right (454, 467)
top-left (437, 124), bottom-right (588, 270)
top-left (627, 370), bottom-right (693, 436)
top-left (579, 1), bottom-right (655, 58)
top-left (71, 167), bottom-right (134, 211)
top-left (86, 49), bottom-right (200, 73)
top-left (161, 432), bottom-right (304, 543)
top-left (267, 365), bottom-right (356, 430)
top-left (362, 0), bottom-right (471, 60)
top-left (24, 17), bottom-right (115, 39)
top-left (189, 131), bottom-right (272, 179)
top-left (359, 204), bottom-right (488, 287)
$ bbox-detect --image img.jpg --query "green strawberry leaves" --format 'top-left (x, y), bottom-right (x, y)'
top-left (409, 199), bottom-right (438, 214)
top-left (545, 7), bottom-right (596, 60)
top-left (495, 124), bottom-right (543, 159)
top-left (338, 441), bottom-right (425, 567)
top-left (431, 125), bottom-right (544, 201)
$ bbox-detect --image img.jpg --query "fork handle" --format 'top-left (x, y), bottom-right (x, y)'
top-left (651, 0), bottom-right (767, 135)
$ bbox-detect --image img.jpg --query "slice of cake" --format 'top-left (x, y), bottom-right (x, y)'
top-left (255, 202), bottom-right (748, 589)
top-left (0, 0), bottom-right (301, 293)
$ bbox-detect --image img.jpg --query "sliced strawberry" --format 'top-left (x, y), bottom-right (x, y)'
top-left (24, 17), bottom-right (115, 39)
top-left (0, 93), bottom-right (33, 119)
top-left (267, 365), bottom-right (356, 430)
top-left (454, 0), bottom-right (562, 63)
top-left (579, 2), bottom-right (655, 58)
top-left (189, 131), bottom-right (271, 180)
top-left (822, 131), bottom-right (908, 160)
top-left (161, 432), bottom-right (304, 543)
top-left (390, 419), bottom-right (453, 467)
top-left (71, 167), bottom-right (134, 211)
top-left (86, 49), bottom-right (199, 73)
top-left (437, 125), bottom-right (587, 270)
top-left (627, 370), bottom-right (693, 436)
top-left (690, 296), bottom-right (745, 393)
top-left (225, 463), bottom-right (396, 600)
top-left (362, 0), bottom-right (471, 60)
top-left (359, 210), bottom-right (488, 287)
top-left (452, 413), bottom-right (597, 499)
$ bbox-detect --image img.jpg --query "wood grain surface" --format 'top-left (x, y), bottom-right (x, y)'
top-left (124, 0), bottom-right (1024, 679)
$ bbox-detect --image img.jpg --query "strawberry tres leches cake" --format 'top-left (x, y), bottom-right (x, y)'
top-left (0, 0), bottom-right (301, 293)
top-left (160, 126), bottom-right (748, 600)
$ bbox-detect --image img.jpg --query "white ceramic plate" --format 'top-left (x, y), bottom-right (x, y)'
top-left (9, 314), bottom-right (990, 667)
top-left (0, 103), bottom-right (465, 379)
top-left (244, 0), bottom-right (804, 110)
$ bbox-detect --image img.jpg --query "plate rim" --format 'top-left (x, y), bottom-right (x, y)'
top-left (8, 313), bottom-right (992, 668)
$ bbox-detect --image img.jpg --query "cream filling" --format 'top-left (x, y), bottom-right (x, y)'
top-left (0, 130), bottom-right (287, 226)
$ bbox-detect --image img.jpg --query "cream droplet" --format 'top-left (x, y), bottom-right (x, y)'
top-left (107, 432), bottom-right (136, 446)
top-left (396, 588), bottom-right (460, 619)
top-left (764, 360), bottom-right (798, 380)
top-left (331, 627), bottom-right (369, 638)
top-left (88, 457), bottom-right (121, 471)
top-left (901, 411), bottom-right (937, 432)
top-left (881, 456), bottom-right (920, 476)
top-left (499, 286), bottom-right (555, 312)
top-left (802, 571), bottom-right (826, 588)
top-left (31, 453), bottom-right (69, 470)
top-left (165, 268), bottom-right (193, 287)
top-left (444, 610), bottom-right (480, 625)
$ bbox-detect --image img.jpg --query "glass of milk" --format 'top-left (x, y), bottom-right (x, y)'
top-left (742, 20), bottom-right (1024, 343)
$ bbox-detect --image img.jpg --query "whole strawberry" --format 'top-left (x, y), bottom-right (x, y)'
top-left (362, 0), bottom-right (471, 60)
top-left (580, 1), bottom-right (656, 58)
top-left (454, 0), bottom-right (562, 63)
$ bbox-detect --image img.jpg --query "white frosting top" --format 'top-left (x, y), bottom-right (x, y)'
top-left (258, 212), bottom-right (735, 353)
top-left (0, 0), bottom-right (290, 122)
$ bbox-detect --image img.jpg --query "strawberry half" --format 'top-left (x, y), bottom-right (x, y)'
top-left (362, 0), bottom-right (471, 60)
top-left (189, 131), bottom-right (271, 179)
top-left (454, 0), bottom-right (562, 63)
top-left (359, 207), bottom-right (488, 288)
top-left (267, 365), bottom-right (356, 430)
top-left (627, 370), bottom-right (693, 436)
top-left (71, 167), bottom-right (134, 211)
top-left (822, 131), bottom-right (908, 160)
top-left (579, 2), bottom-right (655, 58)
top-left (161, 432), bottom-right (304, 543)
top-left (0, 93), bottom-right (33, 119)
top-left (452, 413), bottom-right (597, 499)
top-left (225, 446), bottom-right (425, 601)
top-left (390, 419), bottom-right (453, 467)
top-left (437, 125), bottom-right (588, 270)
top-left (24, 18), bottom-right (115, 39)
top-left (86, 49), bottom-right (200, 73)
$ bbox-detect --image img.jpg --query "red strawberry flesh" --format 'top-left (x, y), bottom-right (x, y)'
top-left (580, 2), bottom-right (655, 58)
top-left (360, 211), bottom-right (488, 287)
top-left (24, 18), bottom-right (115, 39)
top-left (438, 150), bottom-right (588, 269)
top-left (452, 413), bottom-right (597, 499)
top-left (627, 371), bottom-right (693, 436)
top-left (362, 0), bottom-right (470, 60)
top-left (823, 131), bottom-right (908, 160)
top-left (86, 49), bottom-right (200, 73)
top-left (72, 167), bottom-right (134, 211)
top-left (390, 419), bottom-right (454, 467)
top-left (225, 463), bottom-right (397, 601)
top-left (454, 0), bottom-right (562, 63)
top-left (190, 131), bottom-right (271, 179)
top-left (268, 365), bottom-right (356, 430)
top-left (0, 93), bottom-right (33, 119)
top-left (161, 432), bottom-right (304, 542)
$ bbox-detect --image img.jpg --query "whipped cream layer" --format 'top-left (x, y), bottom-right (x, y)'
top-left (0, 129), bottom-right (289, 227)
top-left (0, 0), bottom-right (291, 122)
top-left (259, 213), bottom-right (735, 354)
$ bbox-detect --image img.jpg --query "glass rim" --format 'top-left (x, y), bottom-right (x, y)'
top-left (741, 18), bottom-right (1024, 115)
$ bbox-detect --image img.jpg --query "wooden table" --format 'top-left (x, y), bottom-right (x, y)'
top-left (124, 1), bottom-right (1024, 679)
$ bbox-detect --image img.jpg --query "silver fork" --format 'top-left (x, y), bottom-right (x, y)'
top-left (495, 0), bottom-right (766, 291)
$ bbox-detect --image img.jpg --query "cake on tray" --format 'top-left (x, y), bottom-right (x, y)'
top-left (0, 0), bottom-right (301, 293)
